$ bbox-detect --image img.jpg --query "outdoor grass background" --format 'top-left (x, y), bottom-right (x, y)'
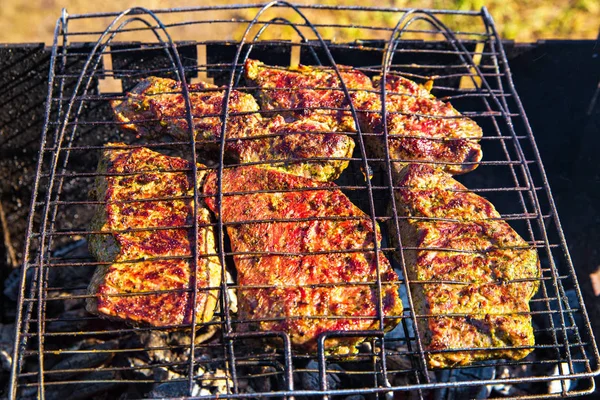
top-left (0, 0), bottom-right (598, 44)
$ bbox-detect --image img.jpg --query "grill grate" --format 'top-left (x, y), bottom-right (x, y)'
top-left (9, 3), bottom-right (600, 399)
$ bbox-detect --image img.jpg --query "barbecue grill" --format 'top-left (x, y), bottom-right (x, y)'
top-left (8, 3), bottom-right (600, 399)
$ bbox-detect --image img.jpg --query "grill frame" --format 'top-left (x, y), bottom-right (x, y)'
top-left (8, 3), bottom-right (600, 399)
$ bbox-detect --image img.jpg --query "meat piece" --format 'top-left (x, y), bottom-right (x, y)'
top-left (229, 115), bottom-right (354, 182)
top-left (361, 75), bottom-right (483, 175)
top-left (245, 59), bottom-right (374, 132)
top-left (87, 143), bottom-right (221, 327)
top-left (245, 60), bottom-right (483, 175)
top-left (203, 166), bottom-right (403, 354)
top-left (112, 77), bottom-right (353, 181)
top-left (389, 164), bottom-right (540, 367)
top-left (111, 76), bottom-right (262, 147)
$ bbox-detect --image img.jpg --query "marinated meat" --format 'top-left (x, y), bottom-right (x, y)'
top-left (245, 59), bottom-right (374, 132)
top-left (87, 144), bottom-right (221, 327)
top-left (361, 75), bottom-right (483, 175)
top-left (112, 76), bottom-right (353, 181)
top-left (229, 115), bottom-right (353, 181)
top-left (111, 76), bottom-right (262, 147)
top-left (203, 166), bottom-right (403, 354)
top-left (389, 164), bottom-right (540, 367)
top-left (245, 60), bottom-right (483, 175)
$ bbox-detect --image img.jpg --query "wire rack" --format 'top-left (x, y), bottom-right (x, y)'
top-left (8, 3), bottom-right (600, 399)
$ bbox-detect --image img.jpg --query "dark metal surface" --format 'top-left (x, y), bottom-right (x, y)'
top-left (5, 3), bottom-right (600, 399)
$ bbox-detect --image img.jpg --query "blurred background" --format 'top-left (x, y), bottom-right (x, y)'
top-left (0, 0), bottom-right (598, 43)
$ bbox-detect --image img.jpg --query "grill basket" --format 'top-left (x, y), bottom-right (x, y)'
top-left (9, 3), bottom-right (600, 399)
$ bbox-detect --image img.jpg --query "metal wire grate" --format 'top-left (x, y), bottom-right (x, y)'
top-left (9, 3), bottom-right (600, 399)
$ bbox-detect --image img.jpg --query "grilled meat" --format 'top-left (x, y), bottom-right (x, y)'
top-left (389, 164), bottom-right (539, 367)
top-left (203, 166), bottom-right (403, 354)
top-left (245, 59), bottom-right (374, 132)
top-left (361, 75), bottom-right (483, 175)
top-left (112, 76), bottom-right (353, 181)
top-left (229, 115), bottom-right (353, 181)
top-left (87, 144), bottom-right (221, 327)
top-left (111, 76), bottom-right (262, 146)
top-left (245, 60), bottom-right (483, 175)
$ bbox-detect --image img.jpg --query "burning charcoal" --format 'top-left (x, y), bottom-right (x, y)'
top-left (137, 330), bottom-right (191, 365)
top-left (4, 266), bottom-right (32, 302)
top-left (193, 324), bottom-right (220, 345)
top-left (148, 381), bottom-right (202, 398)
top-left (137, 330), bottom-right (175, 364)
top-left (237, 378), bottom-right (250, 391)
top-left (247, 365), bottom-right (276, 393)
top-left (51, 238), bottom-right (88, 258)
top-left (4, 240), bottom-right (93, 302)
top-left (127, 356), bottom-right (154, 378)
top-left (358, 341), bottom-right (372, 353)
top-left (488, 353), bottom-right (537, 397)
top-left (343, 345), bottom-right (435, 397)
top-left (44, 370), bottom-right (124, 400)
top-left (433, 363), bottom-right (495, 400)
top-left (548, 362), bottom-right (576, 394)
top-left (0, 344), bottom-right (11, 372)
top-left (381, 348), bottom-right (435, 400)
top-left (345, 395), bottom-right (366, 400)
top-left (47, 264), bottom-right (96, 290)
top-left (137, 327), bottom-right (219, 366)
top-left (200, 368), bottom-right (234, 395)
top-left (47, 339), bottom-right (118, 381)
top-left (48, 239), bottom-right (95, 287)
top-left (153, 365), bottom-right (205, 383)
top-left (46, 307), bottom-right (91, 333)
top-left (17, 386), bottom-right (38, 399)
top-left (0, 323), bottom-right (15, 372)
top-left (300, 360), bottom-right (344, 391)
top-left (3, 240), bottom-right (93, 303)
top-left (387, 353), bottom-right (419, 388)
top-left (489, 366), bottom-right (517, 396)
top-left (62, 294), bottom-right (87, 312)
